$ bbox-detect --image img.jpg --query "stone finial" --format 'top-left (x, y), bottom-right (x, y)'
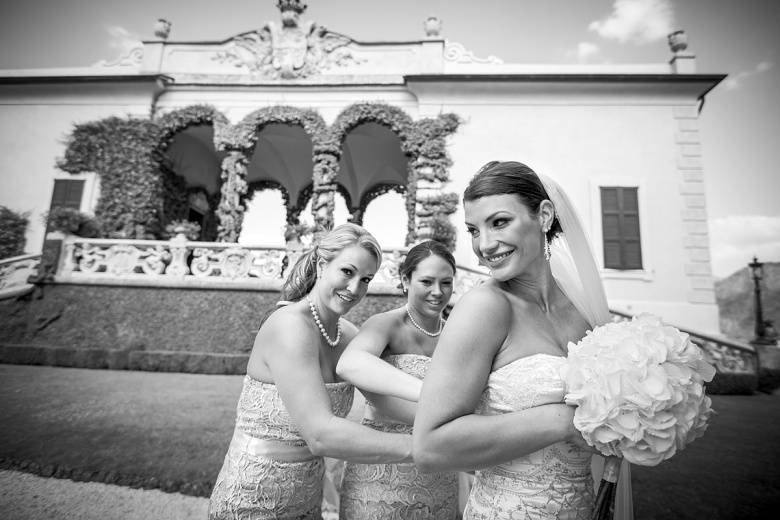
top-left (668, 30), bottom-right (688, 54)
top-left (667, 29), bottom-right (696, 73)
top-left (154, 18), bottom-right (172, 40)
top-left (277, 0), bottom-right (307, 14)
top-left (424, 16), bottom-right (442, 38)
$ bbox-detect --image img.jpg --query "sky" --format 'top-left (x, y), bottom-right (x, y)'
top-left (1, 0), bottom-right (778, 278)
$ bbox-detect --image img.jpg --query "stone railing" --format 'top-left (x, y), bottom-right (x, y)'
top-left (0, 253), bottom-right (41, 300)
top-left (53, 234), bottom-right (408, 294)
top-left (610, 309), bottom-right (757, 376)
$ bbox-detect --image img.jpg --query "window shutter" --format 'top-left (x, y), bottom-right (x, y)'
top-left (600, 187), bottom-right (642, 270)
top-left (50, 179), bottom-right (84, 211)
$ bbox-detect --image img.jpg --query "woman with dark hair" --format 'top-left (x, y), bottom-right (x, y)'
top-left (336, 240), bottom-right (460, 519)
top-left (209, 223), bottom-right (413, 520)
top-left (413, 162), bottom-right (633, 519)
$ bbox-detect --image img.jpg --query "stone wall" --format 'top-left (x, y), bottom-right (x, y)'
top-left (0, 284), bottom-right (404, 374)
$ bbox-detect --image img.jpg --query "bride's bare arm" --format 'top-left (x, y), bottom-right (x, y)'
top-left (261, 312), bottom-right (412, 464)
top-left (412, 287), bottom-right (577, 473)
top-left (336, 313), bottom-right (423, 402)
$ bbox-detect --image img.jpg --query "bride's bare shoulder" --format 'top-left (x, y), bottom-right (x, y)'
top-left (450, 282), bottom-right (512, 325)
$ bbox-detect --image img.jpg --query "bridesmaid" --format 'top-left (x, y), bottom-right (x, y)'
top-left (336, 240), bottom-right (460, 519)
top-left (209, 224), bottom-right (412, 520)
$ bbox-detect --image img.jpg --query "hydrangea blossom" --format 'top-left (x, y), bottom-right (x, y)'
top-left (563, 313), bottom-right (716, 466)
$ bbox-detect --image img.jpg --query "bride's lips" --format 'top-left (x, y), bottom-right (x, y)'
top-left (483, 249), bottom-right (514, 268)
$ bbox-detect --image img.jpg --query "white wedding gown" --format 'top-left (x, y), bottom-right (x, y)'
top-left (464, 353), bottom-right (594, 520)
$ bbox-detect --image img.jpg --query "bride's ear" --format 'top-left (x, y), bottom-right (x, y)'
top-left (538, 199), bottom-right (555, 231)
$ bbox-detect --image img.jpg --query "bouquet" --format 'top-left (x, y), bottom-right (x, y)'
top-left (563, 313), bottom-right (716, 519)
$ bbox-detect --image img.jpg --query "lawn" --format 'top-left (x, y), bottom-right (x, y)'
top-left (0, 364), bottom-right (778, 519)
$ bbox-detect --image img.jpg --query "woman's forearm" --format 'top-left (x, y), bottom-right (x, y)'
top-left (414, 404), bottom-right (575, 473)
top-left (308, 415), bottom-right (413, 464)
top-left (337, 350), bottom-right (422, 402)
top-left (362, 390), bottom-right (418, 425)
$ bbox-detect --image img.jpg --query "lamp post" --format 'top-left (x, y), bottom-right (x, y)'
top-left (749, 256), bottom-right (771, 345)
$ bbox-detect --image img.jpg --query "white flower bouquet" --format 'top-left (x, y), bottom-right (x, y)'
top-left (563, 313), bottom-right (716, 518)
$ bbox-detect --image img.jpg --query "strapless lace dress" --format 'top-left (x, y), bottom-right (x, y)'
top-left (340, 354), bottom-right (459, 519)
top-left (209, 375), bottom-right (354, 520)
top-left (464, 354), bottom-right (594, 520)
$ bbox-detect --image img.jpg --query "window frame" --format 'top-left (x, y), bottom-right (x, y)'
top-left (589, 177), bottom-right (653, 281)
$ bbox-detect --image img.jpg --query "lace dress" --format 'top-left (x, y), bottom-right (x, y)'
top-left (340, 354), bottom-right (459, 519)
top-left (209, 375), bottom-right (354, 520)
top-left (464, 354), bottom-right (594, 520)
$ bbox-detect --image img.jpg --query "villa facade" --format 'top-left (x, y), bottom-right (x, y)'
top-left (0, 3), bottom-right (725, 331)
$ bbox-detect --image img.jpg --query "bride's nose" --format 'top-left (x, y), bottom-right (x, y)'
top-left (479, 231), bottom-right (498, 256)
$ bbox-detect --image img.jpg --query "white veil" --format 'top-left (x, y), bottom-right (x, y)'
top-left (539, 174), bottom-right (634, 520)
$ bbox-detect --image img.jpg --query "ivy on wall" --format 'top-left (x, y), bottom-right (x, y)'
top-left (58, 117), bottom-right (164, 239)
top-left (56, 103), bottom-right (461, 250)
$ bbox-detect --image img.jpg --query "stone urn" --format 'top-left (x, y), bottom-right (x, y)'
top-left (424, 16), bottom-right (442, 38)
top-left (154, 18), bottom-right (172, 40)
top-left (668, 30), bottom-right (688, 54)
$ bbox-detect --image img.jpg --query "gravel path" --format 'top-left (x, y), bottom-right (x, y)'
top-left (0, 469), bottom-right (208, 520)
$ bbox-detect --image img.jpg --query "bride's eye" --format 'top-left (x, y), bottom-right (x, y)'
top-left (466, 227), bottom-right (478, 237)
top-left (492, 218), bottom-right (509, 228)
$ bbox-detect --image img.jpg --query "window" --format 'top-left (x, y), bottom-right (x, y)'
top-left (600, 187), bottom-right (642, 270)
top-left (49, 179), bottom-right (84, 211)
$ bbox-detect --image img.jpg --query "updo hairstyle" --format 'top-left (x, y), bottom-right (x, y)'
top-left (463, 160), bottom-right (562, 242)
top-left (280, 223), bottom-right (382, 302)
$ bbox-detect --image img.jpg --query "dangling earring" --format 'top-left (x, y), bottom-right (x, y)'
top-left (544, 232), bottom-right (551, 262)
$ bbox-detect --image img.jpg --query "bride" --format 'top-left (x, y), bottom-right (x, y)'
top-left (412, 161), bottom-right (633, 519)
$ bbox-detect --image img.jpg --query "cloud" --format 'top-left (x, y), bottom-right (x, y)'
top-left (589, 0), bottom-right (674, 44)
top-left (575, 42), bottom-right (601, 62)
top-left (723, 61), bottom-right (774, 90)
top-left (709, 215), bottom-right (780, 278)
top-left (105, 25), bottom-right (142, 54)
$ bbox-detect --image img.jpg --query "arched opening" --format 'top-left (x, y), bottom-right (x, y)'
top-left (362, 191), bottom-right (407, 248)
top-left (338, 122), bottom-right (408, 242)
top-left (241, 123), bottom-right (314, 243)
top-left (163, 124), bottom-right (225, 240)
top-left (239, 189), bottom-right (287, 246)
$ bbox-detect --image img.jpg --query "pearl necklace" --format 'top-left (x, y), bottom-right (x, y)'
top-left (306, 296), bottom-right (342, 348)
top-left (405, 304), bottom-right (444, 337)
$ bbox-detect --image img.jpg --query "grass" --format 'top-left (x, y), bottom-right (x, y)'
top-left (0, 363), bottom-right (778, 519)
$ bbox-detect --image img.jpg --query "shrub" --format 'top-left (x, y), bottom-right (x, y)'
top-left (0, 206), bottom-right (29, 259)
top-left (43, 207), bottom-right (100, 238)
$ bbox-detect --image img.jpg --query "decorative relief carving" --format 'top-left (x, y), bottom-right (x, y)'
top-left (0, 254), bottom-right (40, 291)
top-left (77, 243), bottom-right (169, 275)
top-left (92, 46), bottom-right (144, 68)
top-left (60, 237), bottom-right (295, 286)
top-left (213, 1), bottom-right (362, 79)
top-left (443, 41), bottom-right (503, 64)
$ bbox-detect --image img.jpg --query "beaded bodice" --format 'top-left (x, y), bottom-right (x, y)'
top-left (465, 354), bottom-right (594, 520)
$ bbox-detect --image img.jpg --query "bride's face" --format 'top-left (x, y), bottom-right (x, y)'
top-left (464, 194), bottom-right (545, 281)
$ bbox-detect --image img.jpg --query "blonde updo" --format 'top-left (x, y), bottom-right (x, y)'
top-left (280, 223), bottom-right (383, 302)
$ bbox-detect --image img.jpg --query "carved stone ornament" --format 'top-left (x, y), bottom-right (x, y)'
top-left (444, 41), bottom-right (503, 64)
top-left (213, 1), bottom-right (362, 79)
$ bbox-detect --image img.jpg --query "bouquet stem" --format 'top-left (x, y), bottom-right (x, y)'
top-left (592, 456), bottom-right (621, 520)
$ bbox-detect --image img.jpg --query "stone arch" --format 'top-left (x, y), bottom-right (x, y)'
top-left (215, 106), bottom-right (328, 242)
top-left (328, 103), bottom-right (415, 240)
top-left (154, 105), bottom-right (231, 240)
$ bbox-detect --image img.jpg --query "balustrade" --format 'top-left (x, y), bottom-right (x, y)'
top-left (54, 234), bottom-right (407, 293)
top-left (0, 253), bottom-right (41, 299)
